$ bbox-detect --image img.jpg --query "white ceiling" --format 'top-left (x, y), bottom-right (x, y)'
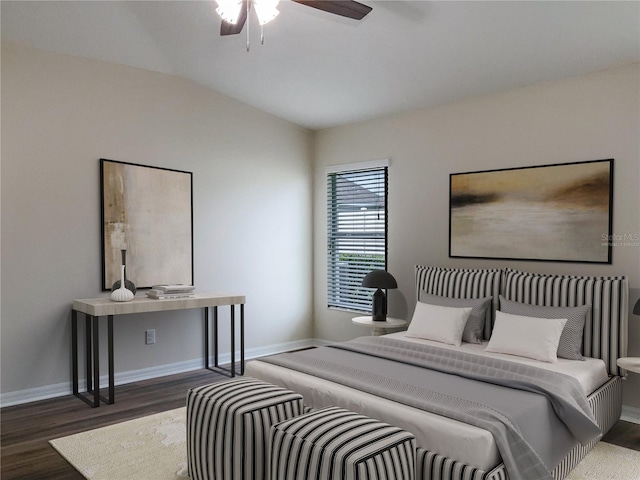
top-left (2, 1), bottom-right (639, 130)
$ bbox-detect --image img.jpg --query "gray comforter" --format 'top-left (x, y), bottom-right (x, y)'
top-left (261, 336), bottom-right (601, 480)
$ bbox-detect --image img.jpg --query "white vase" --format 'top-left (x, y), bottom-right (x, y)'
top-left (111, 265), bottom-right (134, 302)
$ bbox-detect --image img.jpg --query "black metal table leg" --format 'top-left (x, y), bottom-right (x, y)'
top-left (240, 304), bottom-right (245, 375)
top-left (85, 315), bottom-right (92, 393)
top-left (206, 304), bottom-right (244, 378)
top-left (73, 313), bottom-right (103, 408)
top-left (204, 307), bottom-right (209, 369)
top-left (72, 310), bottom-right (78, 396)
top-left (72, 314), bottom-right (113, 407)
top-left (107, 315), bottom-right (114, 404)
top-left (230, 306), bottom-right (235, 377)
top-left (92, 315), bottom-right (100, 408)
top-left (213, 306), bottom-right (219, 367)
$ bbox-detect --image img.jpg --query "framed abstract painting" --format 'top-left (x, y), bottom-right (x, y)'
top-left (100, 159), bottom-right (193, 290)
top-left (449, 159), bottom-right (613, 264)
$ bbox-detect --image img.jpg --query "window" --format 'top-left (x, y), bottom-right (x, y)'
top-left (327, 161), bottom-right (388, 312)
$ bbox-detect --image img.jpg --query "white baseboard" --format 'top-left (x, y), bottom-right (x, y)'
top-left (0, 338), bottom-right (325, 408)
top-left (621, 405), bottom-right (640, 424)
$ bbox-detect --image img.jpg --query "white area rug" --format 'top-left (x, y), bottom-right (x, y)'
top-left (50, 408), bottom-right (189, 480)
top-left (50, 407), bottom-right (640, 480)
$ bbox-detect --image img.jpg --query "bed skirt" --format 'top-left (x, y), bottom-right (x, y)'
top-left (413, 375), bottom-right (622, 480)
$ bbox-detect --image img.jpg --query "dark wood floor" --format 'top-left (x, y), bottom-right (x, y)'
top-left (1, 369), bottom-right (639, 479)
top-left (1, 369), bottom-right (227, 479)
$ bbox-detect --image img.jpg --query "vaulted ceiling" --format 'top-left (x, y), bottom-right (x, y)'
top-left (2, 1), bottom-right (639, 129)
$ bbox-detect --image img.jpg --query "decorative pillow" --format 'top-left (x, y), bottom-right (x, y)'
top-left (415, 265), bottom-right (502, 340)
top-left (406, 302), bottom-right (472, 347)
top-left (502, 267), bottom-right (628, 376)
top-left (419, 293), bottom-right (491, 344)
top-left (499, 295), bottom-right (590, 361)
top-left (485, 311), bottom-right (567, 363)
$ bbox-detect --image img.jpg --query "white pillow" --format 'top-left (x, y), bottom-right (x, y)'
top-left (485, 311), bottom-right (568, 363)
top-left (405, 302), bottom-right (472, 346)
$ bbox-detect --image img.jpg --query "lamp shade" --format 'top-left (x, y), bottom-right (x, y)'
top-left (361, 270), bottom-right (397, 322)
top-left (361, 270), bottom-right (398, 289)
top-left (634, 298), bottom-right (640, 315)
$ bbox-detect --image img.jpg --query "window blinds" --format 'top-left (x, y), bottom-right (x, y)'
top-left (327, 166), bottom-right (388, 312)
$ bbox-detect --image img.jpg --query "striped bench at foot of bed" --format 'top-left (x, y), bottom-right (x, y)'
top-left (270, 406), bottom-right (417, 480)
top-left (186, 377), bottom-right (304, 480)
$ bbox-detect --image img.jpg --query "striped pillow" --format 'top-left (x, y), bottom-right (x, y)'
top-left (499, 295), bottom-right (590, 360)
top-left (502, 268), bottom-right (628, 376)
top-left (415, 265), bottom-right (502, 340)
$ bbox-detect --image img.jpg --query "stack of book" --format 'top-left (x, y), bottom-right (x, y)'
top-left (147, 284), bottom-right (196, 299)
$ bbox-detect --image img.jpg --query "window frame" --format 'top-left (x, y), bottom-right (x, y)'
top-left (326, 159), bottom-right (390, 313)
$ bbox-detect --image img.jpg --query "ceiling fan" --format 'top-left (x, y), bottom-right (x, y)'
top-left (216, 0), bottom-right (372, 37)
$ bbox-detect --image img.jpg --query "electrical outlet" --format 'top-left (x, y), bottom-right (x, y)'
top-left (145, 329), bottom-right (156, 345)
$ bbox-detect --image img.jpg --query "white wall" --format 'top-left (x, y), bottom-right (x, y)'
top-left (1, 42), bottom-right (313, 401)
top-left (2, 42), bottom-right (639, 415)
top-left (313, 64), bottom-right (640, 409)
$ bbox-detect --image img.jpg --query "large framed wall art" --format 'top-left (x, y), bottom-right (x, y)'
top-left (101, 158), bottom-right (193, 290)
top-left (449, 159), bottom-right (613, 264)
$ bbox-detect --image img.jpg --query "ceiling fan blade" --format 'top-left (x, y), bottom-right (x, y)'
top-left (220, 0), bottom-right (248, 36)
top-left (292, 0), bottom-right (372, 20)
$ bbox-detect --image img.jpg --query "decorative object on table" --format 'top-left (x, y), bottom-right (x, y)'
top-left (147, 284), bottom-right (196, 299)
top-left (101, 158), bottom-right (193, 291)
top-left (110, 265), bottom-right (134, 302)
top-left (110, 249), bottom-right (136, 294)
top-left (449, 158), bottom-right (613, 263)
top-left (361, 270), bottom-right (398, 321)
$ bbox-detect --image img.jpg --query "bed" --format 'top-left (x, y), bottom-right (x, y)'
top-left (246, 266), bottom-right (628, 480)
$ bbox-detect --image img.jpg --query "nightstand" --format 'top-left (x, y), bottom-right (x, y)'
top-left (617, 357), bottom-right (640, 374)
top-left (352, 316), bottom-right (407, 336)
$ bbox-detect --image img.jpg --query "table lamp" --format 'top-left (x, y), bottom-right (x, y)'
top-left (361, 270), bottom-right (398, 321)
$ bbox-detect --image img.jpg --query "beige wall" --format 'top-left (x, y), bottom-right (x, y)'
top-left (1, 43), bottom-right (313, 400)
top-left (313, 64), bottom-right (640, 409)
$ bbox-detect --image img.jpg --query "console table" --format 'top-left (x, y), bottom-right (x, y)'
top-left (72, 293), bottom-right (245, 407)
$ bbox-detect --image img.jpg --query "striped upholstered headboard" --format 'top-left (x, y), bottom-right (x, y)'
top-left (415, 265), bottom-right (629, 377)
top-left (502, 268), bottom-right (628, 377)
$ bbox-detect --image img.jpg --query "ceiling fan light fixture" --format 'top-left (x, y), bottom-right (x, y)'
top-left (254, 0), bottom-right (280, 25)
top-left (216, 0), bottom-right (243, 24)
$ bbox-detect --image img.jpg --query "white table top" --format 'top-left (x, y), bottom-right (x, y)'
top-left (73, 292), bottom-right (245, 316)
top-left (352, 316), bottom-right (407, 329)
top-left (617, 357), bottom-right (640, 374)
